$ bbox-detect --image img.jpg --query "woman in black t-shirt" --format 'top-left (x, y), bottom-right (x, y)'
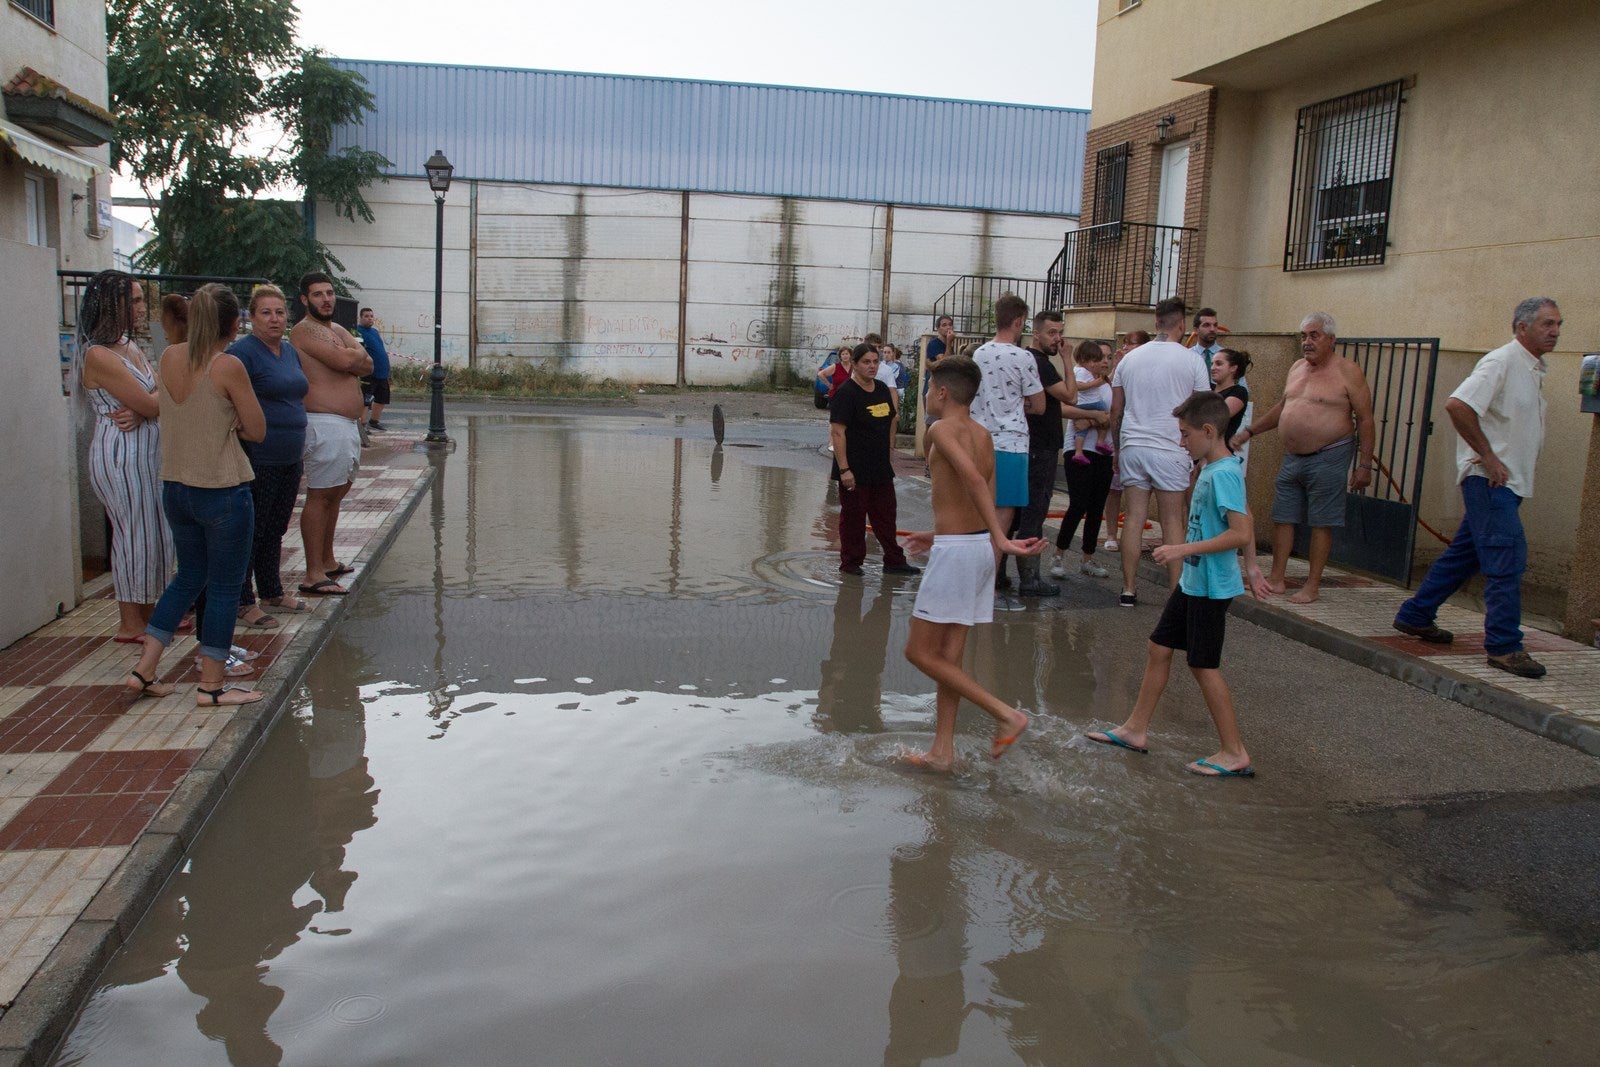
top-left (829, 344), bottom-right (919, 577)
top-left (1210, 347), bottom-right (1252, 444)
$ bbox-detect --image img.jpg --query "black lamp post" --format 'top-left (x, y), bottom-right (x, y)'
top-left (424, 148), bottom-right (454, 444)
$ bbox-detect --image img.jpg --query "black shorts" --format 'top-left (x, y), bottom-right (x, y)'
top-left (361, 377), bottom-right (391, 406)
top-left (1149, 588), bottom-right (1233, 670)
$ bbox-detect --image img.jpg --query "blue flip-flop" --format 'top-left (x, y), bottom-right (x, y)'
top-left (1087, 730), bottom-right (1148, 755)
top-left (1190, 758), bottom-right (1254, 778)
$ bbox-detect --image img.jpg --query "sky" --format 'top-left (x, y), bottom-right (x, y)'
top-left (294, 0), bottom-right (1099, 108)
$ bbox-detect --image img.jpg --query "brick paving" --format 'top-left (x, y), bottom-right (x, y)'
top-left (0, 430), bottom-right (430, 1018)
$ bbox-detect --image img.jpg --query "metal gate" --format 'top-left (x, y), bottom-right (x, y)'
top-left (1291, 336), bottom-right (1440, 584)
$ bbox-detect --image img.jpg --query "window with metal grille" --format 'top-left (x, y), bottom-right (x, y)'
top-left (1284, 80), bottom-right (1404, 272)
top-left (11, 0), bottom-right (55, 26)
top-left (1093, 141), bottom-right (1130, 235)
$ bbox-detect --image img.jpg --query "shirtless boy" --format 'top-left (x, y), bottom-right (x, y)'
top-left (898, 357), bottom-right (1043, 772)
top-left (290, 273), bottom-right (372, 597)
top-left (1230, 311), bottom-right (1374, 603)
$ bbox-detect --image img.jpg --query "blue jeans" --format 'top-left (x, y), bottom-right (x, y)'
top-left (1396, 476), bottom-right (1526, 655)
top-left (147, 482), bottom-right (255, 663)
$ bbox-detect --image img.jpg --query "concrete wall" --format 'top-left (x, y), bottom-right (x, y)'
top-left (316, 179), bottom-right (1074, 387)
top-left (0, 238), bottom-right (78, 646)
top-left (2, 0), bottom-right (116, 633)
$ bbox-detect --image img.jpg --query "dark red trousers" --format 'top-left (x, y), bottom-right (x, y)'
top-left (839, 480), bottom-right (908, 569)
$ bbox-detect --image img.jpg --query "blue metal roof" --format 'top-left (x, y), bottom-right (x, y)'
top-left (327, 58), bottom-right (1088, 216)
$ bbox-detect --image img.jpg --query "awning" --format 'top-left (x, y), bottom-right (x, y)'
top-left (0, 119), bottom-right (98, 183)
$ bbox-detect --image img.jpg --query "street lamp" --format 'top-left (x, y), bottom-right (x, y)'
top-left (424, 149), bottom-right (454, 444)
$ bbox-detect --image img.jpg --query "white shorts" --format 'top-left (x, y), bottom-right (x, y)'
top-left (1117, 445), bottom-right (1193, 492)
top-left (912, 533), bottom-right (995, 626)
top-left (303, 413), bottom-right (361, 489)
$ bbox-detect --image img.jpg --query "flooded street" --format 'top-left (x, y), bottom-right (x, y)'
top-left (58, 412), bottom-right (1600, 1065)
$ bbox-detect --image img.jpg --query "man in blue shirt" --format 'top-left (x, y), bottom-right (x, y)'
top-left (356, 307), bottom-right (392, 431)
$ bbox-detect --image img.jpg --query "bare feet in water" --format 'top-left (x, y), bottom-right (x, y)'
top-left (992, 709), bottom-right (1029, 760)
top-left (899, 751), bottom-right (954, 773)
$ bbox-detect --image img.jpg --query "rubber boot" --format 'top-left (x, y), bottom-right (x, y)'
top-left (1017, 555), bottom-right (1060, 597)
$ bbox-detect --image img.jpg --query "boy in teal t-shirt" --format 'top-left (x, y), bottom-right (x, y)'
top-left (1087, 391), bottom-right (1256, 778)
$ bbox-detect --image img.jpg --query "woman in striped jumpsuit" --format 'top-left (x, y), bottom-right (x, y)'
top-left (80, 271), bottom-right (173, 641)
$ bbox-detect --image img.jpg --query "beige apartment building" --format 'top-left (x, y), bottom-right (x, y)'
top-left (1, 0), bottom-right (116, 647)
top-left (1066, 0), bottom-right (1598, 633)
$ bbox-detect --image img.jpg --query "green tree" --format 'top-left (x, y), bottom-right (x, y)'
top-left (108, 0), bottom-right (389, 293)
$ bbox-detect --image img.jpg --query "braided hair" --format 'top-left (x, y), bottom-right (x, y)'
top-left (78, 270), bottom-right (138, 347)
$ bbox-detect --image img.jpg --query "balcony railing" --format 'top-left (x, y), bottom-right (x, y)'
top-left (1044, 221), bottom-right (1198, 311)
top-left (930, 275), bottom-right (1052, 338)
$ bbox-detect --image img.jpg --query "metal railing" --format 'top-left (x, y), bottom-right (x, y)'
top-left (1044, 221), bottom-right (1198, 310)
top-left (58, 271), bottom-right (272, 333)
top-left (930, 275), bottom-right (1052, 337)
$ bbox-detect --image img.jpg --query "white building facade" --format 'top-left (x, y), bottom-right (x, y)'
top-left (1, 0), bottom-right (116, 647)
top-left (317, 61), bottom-right (1089, 385)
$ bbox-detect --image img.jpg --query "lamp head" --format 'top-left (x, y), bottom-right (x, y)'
top-left (425, 149), bottom-right (454, 194)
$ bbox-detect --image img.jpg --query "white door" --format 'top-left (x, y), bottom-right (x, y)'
top-left (1151, 142), bottom-right (1189, 304)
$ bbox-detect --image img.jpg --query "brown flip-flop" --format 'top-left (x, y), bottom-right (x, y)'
top-left (298, 579), bottom-right (349, 596)
top-left (326, 563), bottom-right (355, 577)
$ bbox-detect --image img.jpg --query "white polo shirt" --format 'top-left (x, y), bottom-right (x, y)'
top-left (1451, 338), bottom-right (1548, 497)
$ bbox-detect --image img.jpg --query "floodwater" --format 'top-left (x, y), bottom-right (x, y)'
top-left (57, 413), bottom-right (1600, 1065)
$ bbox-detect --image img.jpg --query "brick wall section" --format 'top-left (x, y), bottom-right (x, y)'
top-left (1080, 89), bottom-right (1217, 310)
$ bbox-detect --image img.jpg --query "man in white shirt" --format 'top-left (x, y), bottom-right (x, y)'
top-left (1110, 297), bottom-right (1213, 606)
top-left (969, 293), bottom-right (1045, 570)
top-left (1188, 306), bottom-right (1223, 376)
top-left (1393, 298), bottom-right (1561, 679)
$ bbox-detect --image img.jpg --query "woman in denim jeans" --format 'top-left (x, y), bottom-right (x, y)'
top-left (125, 284), bottom-right (268, 707)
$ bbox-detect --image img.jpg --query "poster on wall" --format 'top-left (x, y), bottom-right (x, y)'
top-left (59, 332), bottom-right (77, 396)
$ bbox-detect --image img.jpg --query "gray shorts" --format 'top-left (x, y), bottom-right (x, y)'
top-left (1272, 437), bottom-right (1352, 528)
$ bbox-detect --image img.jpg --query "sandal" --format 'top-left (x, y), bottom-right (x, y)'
top-left (236, 606), bottom-right (281, 629)
top-left (196, 684), bottom-right (264, 707)
top-left (195, 655), bottom-right (255, 678)
top-left (326, 562), bottom-right (355, 577)
top-left (261, 595), bottom-right (310, 613)
top-left (126, 669), bottom-right (176, 699)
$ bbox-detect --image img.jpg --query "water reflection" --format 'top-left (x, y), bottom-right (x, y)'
top-left (814, 580), bottom-right (894, 735)
top-left (88, 669), bottom-right (378, 1065)
top-left (883, 792), bottom-right (967, 1065)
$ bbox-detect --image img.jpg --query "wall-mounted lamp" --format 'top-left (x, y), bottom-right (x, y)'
top-left (1156, 115), bottom-right (1177, 143)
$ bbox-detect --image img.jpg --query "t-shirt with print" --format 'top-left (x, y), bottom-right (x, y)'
top-left (829, 377), bottom-right (898, 485)
top-left (970, 340), bottom-right (1043, 454)
top-left (1179, 456), bottom-right (1247, 600)
top-left (1112, 339), bottom-right (1213, 454)
top-left (1024, 347), bottom-right (1065, 454)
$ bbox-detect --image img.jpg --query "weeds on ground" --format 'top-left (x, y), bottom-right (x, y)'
top-left (390, 359), bottom-right (627, 399)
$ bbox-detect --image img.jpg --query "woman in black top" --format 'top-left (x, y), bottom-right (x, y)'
top-left (830, 343), bottom-right (919, 577)
top-left (1210, 347), bottom-right (1252, 444)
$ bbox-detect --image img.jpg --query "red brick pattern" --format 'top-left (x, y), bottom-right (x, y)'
top-left (0, 638), bottom-right (108, 688)
top-left (0, 687), bottom-right (127, 754)
top-left (0, 750), bottom-right (198, 850)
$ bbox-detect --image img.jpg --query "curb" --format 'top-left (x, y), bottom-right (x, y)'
top-left (0, 461), bottom-right (438, 1067)
top-left (1129, 558), bottom-right (1600, 761)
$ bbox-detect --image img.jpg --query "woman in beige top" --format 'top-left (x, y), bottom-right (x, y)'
top-left (125, 284), bottom-right (269, 707)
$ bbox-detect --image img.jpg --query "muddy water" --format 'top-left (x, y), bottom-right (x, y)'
top-left (58, 414), bottom-right (1600, 1065)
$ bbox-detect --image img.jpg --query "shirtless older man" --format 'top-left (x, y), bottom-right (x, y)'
top-left (1230, 311), bottom-right (1374, 604)
top-left (291, 272), bottom-right (372, 597)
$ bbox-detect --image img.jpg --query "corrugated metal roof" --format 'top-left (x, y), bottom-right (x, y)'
top-left (327, 58), bottom-right (1088, 216)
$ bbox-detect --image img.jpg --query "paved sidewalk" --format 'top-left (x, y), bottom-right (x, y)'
top-left (0, 431), bottom-right (432, 1064)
